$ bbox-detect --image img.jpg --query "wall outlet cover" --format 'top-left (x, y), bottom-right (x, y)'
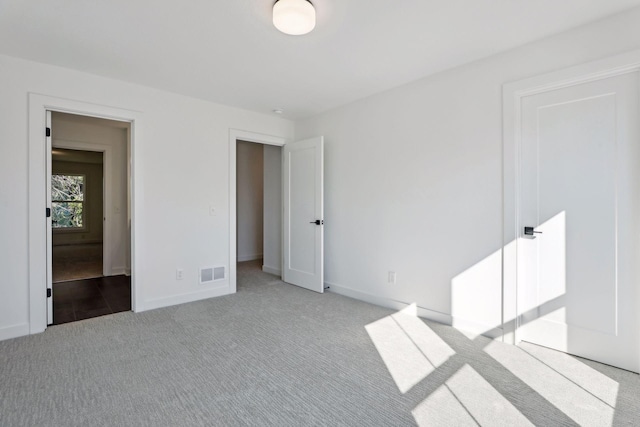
top-left (388, 271), bottom-right (396, 284)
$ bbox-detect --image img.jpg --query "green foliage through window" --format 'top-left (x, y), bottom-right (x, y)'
top-left (52, 174), bottom-right (84, 228)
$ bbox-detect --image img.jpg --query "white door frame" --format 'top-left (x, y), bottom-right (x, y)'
top-left (51, 139), bottom-right (114, 278)
top-left (502, 49), bottom-right (640, 357)
top-left (28, 93), bottom-right (141, 333)
top-left (229, 129), bottom-right (287, 293)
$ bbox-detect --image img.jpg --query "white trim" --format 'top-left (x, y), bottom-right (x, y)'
top-left (327, 281), bottom-right (504, 339)
top-left (502, 49), bottom-right (640, 350)
top-left (52, 138), bottom-right (114, 277)
top-left (229, 129), bottom-right (287, 294)
top-left (45, 110), bottom-right (53, 325)
top-left (451, 319), bottom-right (504, 340)
top-left (262, 265), bottom-right (281, 276)
top-left (141, 285), bottom-right (229, 311)
top-left (0, 323), bottom-right (30, 341)
top-left (111, 267), bottom-right (128, 276)
top-left (503, 49), bottom-right (640, 98)
top-left (237, 253), bottom-right (263, 262)
top-left (326, 281), bottom-right (453, 325)
top-left (28, 93), bottom-right (142, 335)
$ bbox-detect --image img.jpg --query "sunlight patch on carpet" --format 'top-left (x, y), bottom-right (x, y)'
top-left (365, 304), bottom-right (455, 394)
top-left (485, 340), bottom-right (617, 427)
top-left (412, 364), bottom-right (534, 427)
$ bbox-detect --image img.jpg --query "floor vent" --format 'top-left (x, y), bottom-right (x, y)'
top-left (200, 266), bottom-right (225, 284)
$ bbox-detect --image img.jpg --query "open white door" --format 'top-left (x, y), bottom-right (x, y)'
top-left (283, 136), bottom-right (324, 293)
top-left (45, 110), bottom-right (53, 325)
top-left (518, 72), bottom-right (640, 372)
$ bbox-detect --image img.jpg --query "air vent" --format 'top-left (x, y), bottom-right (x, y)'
top-left (200, 266), bottom-right (225, 284)
top-left (213, 266), bottom-right (225, 281)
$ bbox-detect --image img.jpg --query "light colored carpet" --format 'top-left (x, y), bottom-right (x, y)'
top-left (52, 243), bottom-right (103, 283)
top-left (1, 260), bottom-right (638, 426)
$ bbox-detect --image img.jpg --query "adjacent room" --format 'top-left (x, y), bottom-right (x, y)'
top-left (49, 113), bottom-right (132, 325)
top-left (1, 1), bottom-right (640, 425)
top-left (236, 140), bottom-right (283, 284)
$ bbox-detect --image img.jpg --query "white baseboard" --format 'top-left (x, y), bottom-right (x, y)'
top-left (111, 266), bottom-right (127, 276)
top-left (238, 253), bottom-right (263, 262)
top-left (451, 318), bottom-right (504, 339)
top-left (140, 284), bottom-right (231, 312)
top-left (325, 282), bottom-right (453, 325)
top-left (0, 323), bottom-right (30, 341)
top-left (262, 265), bottom-right (281, 276)
top-left (325, 281), bottom-right (504, 340)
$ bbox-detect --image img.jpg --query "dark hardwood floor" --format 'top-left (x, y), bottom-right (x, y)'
top-left (52, 275), bottom-right (131, 325)
top-left (52, 243), bottom-right (103, 282)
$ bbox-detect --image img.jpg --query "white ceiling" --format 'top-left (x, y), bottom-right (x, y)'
top-left (2, 0), bottom-right (640, 119)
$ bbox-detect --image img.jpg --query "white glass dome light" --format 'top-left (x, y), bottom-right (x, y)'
top-left (273, 0), bottom-right (316, 35)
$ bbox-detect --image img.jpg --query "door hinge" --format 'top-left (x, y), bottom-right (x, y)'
top-left (47, 288), bottom-right (52, 298)
top-left (46, 127), bottom-right (51, 137)
top-left (46, 207), bottom-right (51, 218)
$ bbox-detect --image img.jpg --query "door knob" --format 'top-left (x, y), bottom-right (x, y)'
top-left (310, 220), bottom-right (324, 225)
top-left (524, 226), bottom-right (542, 236)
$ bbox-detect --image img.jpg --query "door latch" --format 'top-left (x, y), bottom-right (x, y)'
top-left (309, 220), bottom-right (324, 225)
top-left (524, 226), bottom-right (542, 236)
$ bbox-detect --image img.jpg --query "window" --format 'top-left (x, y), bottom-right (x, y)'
top-left (51, 174), bottom-right (85, 228)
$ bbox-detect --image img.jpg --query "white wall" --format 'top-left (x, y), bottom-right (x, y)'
top-left (52, 116), bottom-right (130, 275)
top-left (295, 8), bottom-right (640, 336)
top-left (263, 144), bottom-right (282, 275)
top-left (236, 140), bottom-right (264, 262)
top-left (0, 54), bottom-right (293, 340)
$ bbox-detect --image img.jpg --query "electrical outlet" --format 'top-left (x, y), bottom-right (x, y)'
top-left (176, 269), bottom-right (184, 280)
top-left (388, 271), bottom-right (396, 284)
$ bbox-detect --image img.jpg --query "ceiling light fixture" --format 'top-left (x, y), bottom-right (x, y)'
top-left (273, 0), bottom-right (316, 36)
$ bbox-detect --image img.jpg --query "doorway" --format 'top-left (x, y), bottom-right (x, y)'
top-left (229, 130), bottom-right (324, 295)
top-left (236, 140), bottom-right (282, 286)
top-left (48, 112), bottom-right (132, 325)
top-left (503, 54), bottom-right (640, 373)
